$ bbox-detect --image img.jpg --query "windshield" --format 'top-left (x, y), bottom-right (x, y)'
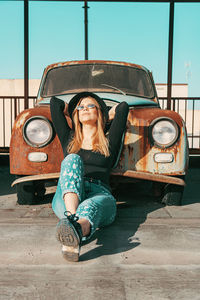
top-left (41, 63), bottom-right (155, 98)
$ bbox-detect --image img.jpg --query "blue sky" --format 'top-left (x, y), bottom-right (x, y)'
top-left (0, 1), bottom-right (200, 97)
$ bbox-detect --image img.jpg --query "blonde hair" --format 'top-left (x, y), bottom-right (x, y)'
top-left (67, 97), bottom-right (110, 157)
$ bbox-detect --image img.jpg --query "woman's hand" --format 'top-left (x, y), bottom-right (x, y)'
top-left (108, 104), bottom-right (118, 121)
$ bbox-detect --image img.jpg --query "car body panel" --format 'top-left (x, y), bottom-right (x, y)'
top-left (114, 107), bottom-right (188, 176)
top-left (10, 102), bottom-right (188, 178)
top-left (10, 60), bottom-right (189, 187)
top-left (10, 106), bottom-right (64, 175)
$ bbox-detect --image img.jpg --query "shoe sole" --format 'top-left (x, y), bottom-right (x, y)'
top-left (62, 245), bottom-right (80, 262)
top-left (56, 218), bottom-right (80, 262)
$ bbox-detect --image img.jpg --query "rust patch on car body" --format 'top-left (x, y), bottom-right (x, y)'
top-left (10, 106), bottom-right (63, 175)
top-left (10, 104), bottom-right (188, 182)
top-left (10, 60), bottom-right (188, 186)
top-left (15, 112), bottom-right (30, 129)
top-left (114, 107), bottom-right (188, 176)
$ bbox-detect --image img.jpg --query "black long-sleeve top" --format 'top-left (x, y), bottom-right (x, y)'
top-left (50, 97), bottom-right (129, 186)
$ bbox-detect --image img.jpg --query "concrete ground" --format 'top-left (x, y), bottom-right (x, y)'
top-left (0, 155), bottom-right (200, 300)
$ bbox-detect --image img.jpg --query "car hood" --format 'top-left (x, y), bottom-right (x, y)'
top-left (37, 93), bottom-right (159, 107)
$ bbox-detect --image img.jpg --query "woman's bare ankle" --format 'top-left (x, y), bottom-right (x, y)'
top-left (64, 192), bottom-right (79, 215)
top-left (78, 218), bottom-right (91, 236)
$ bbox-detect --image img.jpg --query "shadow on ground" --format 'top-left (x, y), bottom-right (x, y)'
top-left (182, 156), bottom-right (200, 205)
top-left (0, 155), bottom-right (16, 196)
top-left (0, 154), bottom-right (199, 262)
top-left (80, 181), bottom-right (165, 261)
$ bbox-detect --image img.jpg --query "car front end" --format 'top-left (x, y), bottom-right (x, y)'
top-left (10, 60), bottom-right (189, 205)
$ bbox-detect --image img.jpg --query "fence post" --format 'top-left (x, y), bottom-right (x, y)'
top-left (83, 0), bottom-right (89, 60)
top-left (167, 0), bottom-right (174, 110)
top-left (24, 0), bottom-right (29, 109)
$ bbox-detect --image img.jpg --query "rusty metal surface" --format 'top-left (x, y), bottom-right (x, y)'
top-left (112, 170), bottom-right (185, 186)
top-left (10, 103), bottom-right (188, 182)
top-left (11, 172), bottom-right (60, 187)
top-left (11, 169), bottom-right (185, 188)
top-left (43, 60), bottom-right (144, 74)
top-left (114, 107), bottom-right (189, 176)
top-left (9, 106), bottom-right (64, 175)
top-left (9, 60), bottom-right (189, 183)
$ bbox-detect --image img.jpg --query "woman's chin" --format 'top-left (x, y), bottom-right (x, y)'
top-left (80, 117), bottom-right (97, 124)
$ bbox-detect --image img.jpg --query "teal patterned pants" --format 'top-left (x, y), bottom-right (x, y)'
top-left (52, 154), bottom-right (116, 241)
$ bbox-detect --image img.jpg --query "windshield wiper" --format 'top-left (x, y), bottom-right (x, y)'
top-left (101, 84), bottom-right (126, 95)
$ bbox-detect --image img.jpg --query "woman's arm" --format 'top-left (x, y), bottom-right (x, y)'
top-left (108, 104), bottom-right (118, 121)
top-left (50, 96), bottom-right (71, 147)
top-left (108, 101), bottom-right (129, 151)
top-left (63, 103), bottom-right (73, 128)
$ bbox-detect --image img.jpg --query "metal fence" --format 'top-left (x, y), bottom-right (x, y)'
top-left (0, 96), bottom-right (36, 150)
top-left (0, 96), bottom-right (199, 153)
top-left (159, 97), bottom-right (200, 153)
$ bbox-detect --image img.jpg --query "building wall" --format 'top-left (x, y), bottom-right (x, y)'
top-left (0, 79), bottom-right (40, 96)
top-left (155, 83), bottom-right (188, 97)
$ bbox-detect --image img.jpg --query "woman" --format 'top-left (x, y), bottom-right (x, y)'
top-left (50, 92), bottom-right (129, 262)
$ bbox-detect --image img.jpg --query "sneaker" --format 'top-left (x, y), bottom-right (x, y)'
top-left (56, 212), bottom-right (83, 262)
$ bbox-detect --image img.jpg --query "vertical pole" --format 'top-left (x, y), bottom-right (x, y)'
top-left (24, 0), bottom-right (29, 109)
top-left (83, 0), bottom-right (89, 60)
top-left (167, 1), bottom-right (174, 110)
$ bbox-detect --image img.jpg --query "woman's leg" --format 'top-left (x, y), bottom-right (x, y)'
top-left (53, 154), bottom-right (91, 261)
top-left (63, 193), bottom-right (79, 215)
top-left (52, 153), bottom-right (84, 219)
top-left (76, 184), bottom-right (117, 241)
top-left (78, 218), bottom-right (91, 236)
top-left (52, 153), bottom-right (91, 238)
top-left (58, 153), bottom-right (91, 235)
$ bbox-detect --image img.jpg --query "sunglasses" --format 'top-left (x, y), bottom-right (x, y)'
top-left (76, 104), bottom-right (97, 111)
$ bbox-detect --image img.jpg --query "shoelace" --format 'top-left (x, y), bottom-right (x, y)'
top-left (64, 211), bottom-right (82, 241)
top-left (64, 211), bottom-right (79, 222)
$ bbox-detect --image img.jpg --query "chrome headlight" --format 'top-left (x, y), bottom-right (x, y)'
top-left (23, 116), bottom-right (53, 147)
top-left (150, 118), bottom-right (179, 148)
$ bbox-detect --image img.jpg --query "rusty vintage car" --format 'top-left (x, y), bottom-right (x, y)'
top-left (10, 60), bottom-right (189, 206)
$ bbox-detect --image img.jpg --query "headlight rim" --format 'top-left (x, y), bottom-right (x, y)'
top-left (149, 117), bottom-right (180, 148)
top-left (23, 116), bottom-right (53, 148)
